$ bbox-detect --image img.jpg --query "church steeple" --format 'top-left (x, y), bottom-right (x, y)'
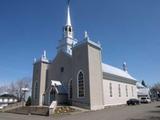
top-left (63, 0), bottom-right (73, 39)
top-left (66, 0), bottom-right (71, 26)
top-left (57, 0), bottom-right (77, 55)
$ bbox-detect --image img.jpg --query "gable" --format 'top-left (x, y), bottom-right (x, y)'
top-left (47, 51), bottom-right (72, 90)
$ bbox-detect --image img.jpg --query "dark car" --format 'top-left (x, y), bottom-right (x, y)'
top-left (127, 99), bottom-right (140, 105)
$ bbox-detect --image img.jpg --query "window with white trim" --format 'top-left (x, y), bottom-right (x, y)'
top-left (118, 84), bottom-right (121, 97)
top-left (109, 83), bottom-right (113, 97)
top-left (131, 86), bottom-right (134, 97)
top-left (126, 85), bottom-right (128, 97)
top-left (78, 71), bottom-right (85, 97)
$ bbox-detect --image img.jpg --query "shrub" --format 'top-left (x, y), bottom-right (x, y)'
top-left (26, 96), bottom-right (31, 106)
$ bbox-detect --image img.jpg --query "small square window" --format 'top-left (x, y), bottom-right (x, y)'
top-left (61, 67), bottom-right (64, 72)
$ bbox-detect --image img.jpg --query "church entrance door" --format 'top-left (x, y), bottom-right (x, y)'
top-left (50, 88), bottom-right (56, 104)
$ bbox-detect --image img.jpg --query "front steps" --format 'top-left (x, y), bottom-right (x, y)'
top-left (49, 101), bottom-right (57, 115)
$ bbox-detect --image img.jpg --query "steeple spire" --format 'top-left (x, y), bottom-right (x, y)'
top-left (63, 0), bottom-right (73, 38)
top-left (57, 0), bottom-right (77, 55)
top-left (66, 0), bottom-right (71, 26)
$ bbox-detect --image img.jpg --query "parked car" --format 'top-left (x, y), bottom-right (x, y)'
top-left (141, 97), bottom-right (151, 103)
top-left (127, 99), bottom-right (140, 105)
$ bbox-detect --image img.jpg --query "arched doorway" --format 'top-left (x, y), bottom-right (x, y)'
top-left (50, 88), bottom-right (56, 104)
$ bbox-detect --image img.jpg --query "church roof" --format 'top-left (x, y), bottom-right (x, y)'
top-left (102, 63), bottom-right (136, 80)
top-left (0, 94), bottom-right (17, 99)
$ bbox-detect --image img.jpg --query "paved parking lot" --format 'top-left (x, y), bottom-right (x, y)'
top-left (0, 102), bottom-right (160, 120)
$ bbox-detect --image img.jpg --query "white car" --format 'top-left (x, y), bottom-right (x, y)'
top-left (141, 97), bottom-right (151, 103)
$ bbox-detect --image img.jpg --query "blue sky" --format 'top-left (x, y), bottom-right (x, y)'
top-left (0, 0), bottom-right (160, 86)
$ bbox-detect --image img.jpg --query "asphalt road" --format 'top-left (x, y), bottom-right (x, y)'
top-left (0, 102), bottom-right (160, 120)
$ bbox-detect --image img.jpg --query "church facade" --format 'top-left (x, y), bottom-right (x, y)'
top-left (31, 2), bottom-right (137, 110)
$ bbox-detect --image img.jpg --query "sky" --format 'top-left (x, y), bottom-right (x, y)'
top-left (0, 0), bottom-right (160, 87)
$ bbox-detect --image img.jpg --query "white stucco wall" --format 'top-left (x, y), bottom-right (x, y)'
top-left (9, 99), bottom-right (13, 103)
top-left (103, 79), bottom-right (137, 106)
top-left (4, 99), bottom-right (8, 103)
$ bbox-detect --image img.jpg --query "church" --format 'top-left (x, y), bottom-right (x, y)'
top-left (31, 1), bottom-right (137, 110)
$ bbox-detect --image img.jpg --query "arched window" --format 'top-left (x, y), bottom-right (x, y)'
top-left (65, 26), bottom-right (68, 32)
top-left (126, 85), bottom-right (128, 97)
top-left (77, 71), bottom-right (85, 98)
top-left (131, 86), bottom-right (134, 97)
top-left (69, 80), bottom-right (72, 99)
top-left (118, 84), bottom-right (121, 97)
top-left (109, 83), bottom-right (112, 97)
top-left (69, 27), bottom-right (72, 32)
top-left (35, 82), bottom-right (38, 99)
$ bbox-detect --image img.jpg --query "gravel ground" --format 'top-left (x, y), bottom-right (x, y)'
top-left (0, 102), bottom-right (160, 120)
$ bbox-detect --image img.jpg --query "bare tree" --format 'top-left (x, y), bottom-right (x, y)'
top-left (15, 77), bottom-right (32, 101)
top-left (150, 82), bottom-right (160, 100)
top-left (0, 77), bottom-right (32, 101)
top-left (153, 82), bottom-right (160, 92)
top-left (7, 82), bottom-right (16, 95)
top-left (0, 85), bottom-right (8, 94)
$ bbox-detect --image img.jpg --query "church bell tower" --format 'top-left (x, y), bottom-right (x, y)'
top-left (57, 0), bottom-right (77, 55)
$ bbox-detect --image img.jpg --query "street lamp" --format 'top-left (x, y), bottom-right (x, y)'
top-left (21, 88), bottom-right (29, 101)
